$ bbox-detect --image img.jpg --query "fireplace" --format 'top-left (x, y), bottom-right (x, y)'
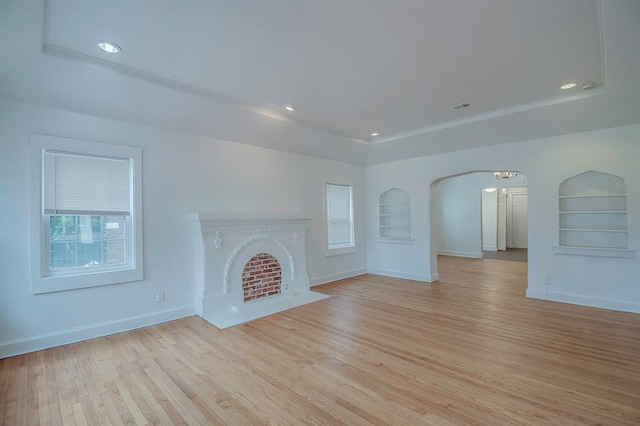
top-left (190, 214), bottom-right (328, 328)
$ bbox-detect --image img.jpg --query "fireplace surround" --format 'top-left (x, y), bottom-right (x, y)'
top-left (190, 214), bottom-right (328, 328)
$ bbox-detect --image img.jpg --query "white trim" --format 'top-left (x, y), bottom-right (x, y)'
top-left (0, 305), bottom-right (195, 359)
top-left (377, 237), bottom-right (415, 245)
top-left (437, 250), bottom-right (483, 259)
top-left (431, 273), bottom-right (440, 282)
top-left (40, 39), bottom-right (369, 146)
top-left (483, 246), bottom-right (498, 252)
top-left (367, 268), bottom-right (432, 283)
top-left (310, 268), bottom-right (367, 286)
top-left (526, 289), bottom-right (640, 314)
top-left (29, 134), bottom-right (144, 294)
top-left (372, 87), bottom-right (606, 144)
top-left (552, 245), bottom-right (635, 258)
top-left (323, 177), bottom-right (357, 257)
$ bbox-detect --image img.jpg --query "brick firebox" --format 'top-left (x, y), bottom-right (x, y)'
top-left (242, 253), bottom-right (282, 302)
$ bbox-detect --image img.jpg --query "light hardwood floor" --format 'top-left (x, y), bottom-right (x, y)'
top-left (1, 256), bottom-right (639, 425)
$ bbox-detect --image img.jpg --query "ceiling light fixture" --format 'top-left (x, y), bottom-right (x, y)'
top-left (484, 187), bottom-right (497, 193)
top-left (560, 83), bottom-right (576, 90)
top-left (451, 102), bottom-right (471, 110)
top-left (283, 105), bottom-right (296, 112)
top-left (98, 42), bottom-right (121, 54)
top-left (370, 132), bottom-right (379, 137)
top-left (494, 171), bottom-right (518, 180)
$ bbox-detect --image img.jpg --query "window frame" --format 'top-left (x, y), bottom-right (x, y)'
top-left (29, 134), bottom-right (143, 294)
top-left (323, 179), bottom-right (357, 256)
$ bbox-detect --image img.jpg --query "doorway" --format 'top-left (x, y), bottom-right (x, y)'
top-left (428, 170), bottom-right (529, 283)
top-left (481, 186), bottom-right (528, 262)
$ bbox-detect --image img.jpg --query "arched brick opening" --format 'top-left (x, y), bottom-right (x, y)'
top-left (242, 253), bottom-right (282, 302)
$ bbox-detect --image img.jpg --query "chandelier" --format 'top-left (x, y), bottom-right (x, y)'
top-left (494, 171), bottom-right (518, 180)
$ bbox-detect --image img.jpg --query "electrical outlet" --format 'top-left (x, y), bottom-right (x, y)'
top-left (156, 291), bottom-right (165, 303)
top-left (183, 282), bottom-right (190, 293)
top-left (544, 273), bottom-right (552, 285)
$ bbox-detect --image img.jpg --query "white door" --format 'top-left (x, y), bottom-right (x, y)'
top-left (512, 194), bottom-right (528, 248)
top-left (497, 193), bottom-right (507, 251)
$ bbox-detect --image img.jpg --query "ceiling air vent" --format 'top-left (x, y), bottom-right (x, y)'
top-left (450, 102), bottom-right (471, 110)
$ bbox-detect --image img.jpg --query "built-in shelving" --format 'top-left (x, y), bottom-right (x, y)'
top-left (379, 189), bottom-right (412, 241)
top-left (558, 194), bottom-right (626, 199)
top-left (558, 172), bottom-right (628, 250)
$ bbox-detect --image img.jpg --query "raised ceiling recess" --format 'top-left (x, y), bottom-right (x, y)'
top-left (43, 0), bottom-right (604, 142)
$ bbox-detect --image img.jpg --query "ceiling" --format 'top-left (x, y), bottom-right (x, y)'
top-left (1, 0), bottom-right (639, 165)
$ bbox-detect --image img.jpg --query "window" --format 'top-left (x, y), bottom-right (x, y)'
top-left (30, 134), bottom-right (143, 293)
top-left (325, 182), bottom-right (355, 255)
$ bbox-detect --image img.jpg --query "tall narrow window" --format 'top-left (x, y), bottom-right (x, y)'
top-left (326, 183), bottom-right (355, 253)
top-left (30, 134), bottom-right (143, 293)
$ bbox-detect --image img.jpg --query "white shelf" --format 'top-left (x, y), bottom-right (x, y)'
top-left (559, 211), bottom-right (627, 214)
top-left (559, 228), bottom-right (626, 233)
top-left (558, 194), bottom-right (626, 199)
top-left (377, 237), bottom-right (415, 245)
top-left (553, 245), bottom-right (635, 258)
top-left (380, 188), bottom-right (412, 240)
top-left (558, 172), bottom-right (628, 251)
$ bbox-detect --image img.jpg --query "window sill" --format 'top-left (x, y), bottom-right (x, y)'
top-left (32, 267), bottom-right (143, 294)
top-left (377, 237), bottom-right (415, 245)
top-left (552, 245), bottom-right (635, 259)
top-left (325, 245), bottom-right (357, 257)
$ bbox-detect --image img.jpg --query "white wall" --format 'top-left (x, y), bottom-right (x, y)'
top-left (0, 99), bottom-right (366, 357)
top-left (436, 174), bottom-right (483, 258)
top-left (482, 190), bottom-right (498, 251)
top-left (366, 125), bottom-right (640, 313)
top-left (436, 173), bottom-right (528, 257)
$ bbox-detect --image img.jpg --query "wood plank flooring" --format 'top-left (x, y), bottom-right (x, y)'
top-left (1, 256), bottom-right (639, 425)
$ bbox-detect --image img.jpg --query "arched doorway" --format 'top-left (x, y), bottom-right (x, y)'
top-left (428, 170), bottom-right (528, 282)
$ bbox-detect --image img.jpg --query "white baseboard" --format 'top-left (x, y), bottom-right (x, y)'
top-left (483, 246), bottom-right (498, 252)
top-left (431, 273), bottom-right (440, 282)
top-left (437, 250), bottom-right (483, 259)
top-left (367, 268), bottom-right (432, 283)
top-left (0, 305), bottom-right (196, 359)
top-left (526, 289), bottom-right (640, 314)
top-left (310, 268), bottom-right (367, 286)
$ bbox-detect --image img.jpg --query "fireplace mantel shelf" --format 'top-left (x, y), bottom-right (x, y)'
top-left (189, 213), bottom-right (311, 224)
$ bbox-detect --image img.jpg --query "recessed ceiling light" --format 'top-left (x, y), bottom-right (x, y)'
top-left (581, 81), bottom-right (596, 90)
top-left (283, 105), bottom-right (296, 112)
top-left (98, 42), bottom-right (121, 54)
top-left (370, 132), bottom-right (379, 137)
top-left (560, 83), bottom-right (577, 90)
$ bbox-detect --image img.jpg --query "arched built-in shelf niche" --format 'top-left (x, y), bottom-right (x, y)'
top-left (557, 171), bottom-right (630, 254)
top-left (379, 188), bottom-right (413, 244)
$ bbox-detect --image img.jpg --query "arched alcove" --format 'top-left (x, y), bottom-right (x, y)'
top-left (379, 188), bottom-right (411, 239)
top-left (559, 171), bottom-right (627, 249)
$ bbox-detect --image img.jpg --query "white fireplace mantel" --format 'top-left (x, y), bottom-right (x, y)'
top-left (189, 213), bottom-right (328, 328)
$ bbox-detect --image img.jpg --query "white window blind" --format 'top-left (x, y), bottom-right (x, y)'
top-left (327, 183), bottom-right (353, 246)
top-left (43, 151), bottom-right (131, 215)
